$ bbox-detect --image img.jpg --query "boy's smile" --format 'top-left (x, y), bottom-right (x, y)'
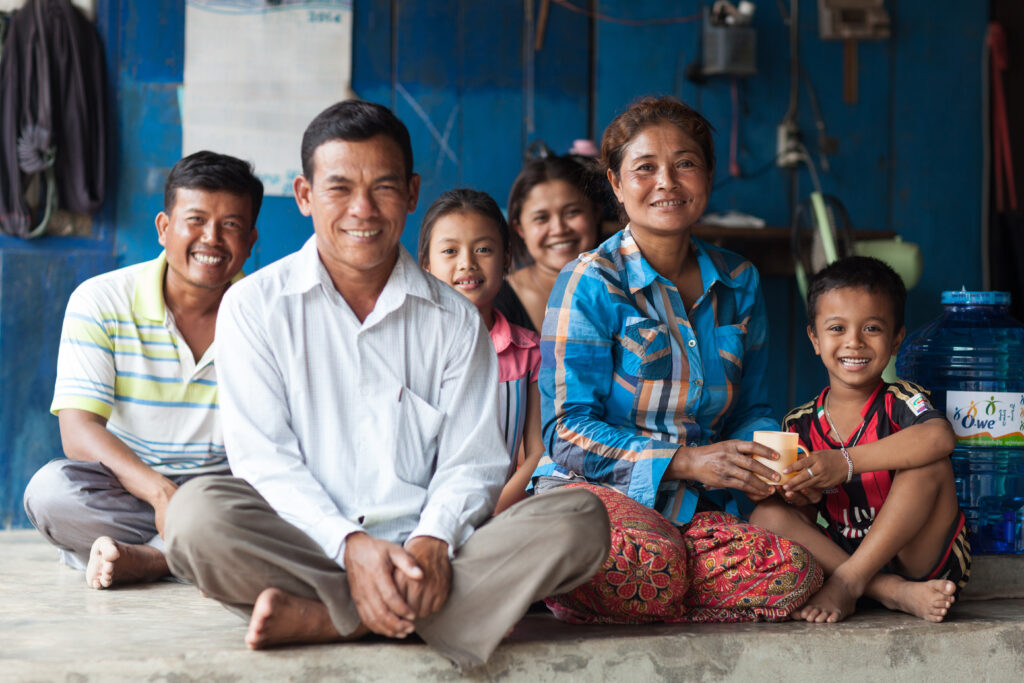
top-left (808, 286), bottom-right (906, 397)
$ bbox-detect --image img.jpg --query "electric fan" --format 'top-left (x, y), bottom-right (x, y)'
top-left (790, 192), bottom-right (855, 300)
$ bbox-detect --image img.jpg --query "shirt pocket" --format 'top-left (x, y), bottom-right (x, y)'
top-left (389, 385), bottom-right (444, 486)
top-left (713, 322), bottom-right (747, 385)
top-left (618, 317), bottom-right (673, 381)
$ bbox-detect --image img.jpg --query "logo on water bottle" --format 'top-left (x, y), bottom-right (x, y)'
top-left (946, 391), bottom-right (1024, 446)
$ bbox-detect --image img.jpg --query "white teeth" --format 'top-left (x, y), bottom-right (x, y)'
top-left (547, 241), bottom-right (575, 249)
top-left (192, 253), bottom-right (224, 265)
top-left (455, 279), bottom-right (483, 286)
top-left (652, 200), bottom-right (687, 207)
top-left (348, 229), bottom-right (380, 238)
top-left (840, 358), bottom-right (870, 366)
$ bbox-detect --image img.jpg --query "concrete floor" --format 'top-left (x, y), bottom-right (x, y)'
top-left (3, 529), bottom-right (1024, 682)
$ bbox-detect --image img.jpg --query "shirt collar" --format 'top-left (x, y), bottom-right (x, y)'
top-left (132, 250), bottom-right (247, 322)
top-left (489, 308), bottom-right (537, 354)
top-left (133, 252), bottom-right (168, 321)
top-left (619, 226), bottom-right (743, 295)
top-left (286, 235), bottom-right (442, 314)
top-left (282, 236), bottom-right (324, 296)
top-left (372, 246), bottom-right (441, 317)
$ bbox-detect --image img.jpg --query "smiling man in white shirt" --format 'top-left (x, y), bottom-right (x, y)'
top-left (163, 100), bottom-right (609, 669)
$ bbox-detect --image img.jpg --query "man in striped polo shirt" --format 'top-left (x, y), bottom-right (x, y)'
top-left (23, 151), bottom-right (261, 589)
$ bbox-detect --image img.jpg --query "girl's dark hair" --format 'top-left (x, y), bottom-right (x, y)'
top-left (417, 188), bottom-right (510, 267)
top-left (807, 256), bottom-right (907, 331)
top-left (506, 155), bottom-right (603, 264)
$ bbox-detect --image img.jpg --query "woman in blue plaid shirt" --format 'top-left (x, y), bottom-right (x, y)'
top-left (535, 96), bottom-right (823, 625)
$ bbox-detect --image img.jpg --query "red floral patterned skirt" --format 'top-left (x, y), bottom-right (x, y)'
top-left (545, 483), bottom-right (823, 624)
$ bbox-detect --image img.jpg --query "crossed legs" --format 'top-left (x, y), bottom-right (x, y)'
top-left (751, 458), bottom-right (963, 623)
top-left (164, 476), bottom-right (609, 669)
top-left (23, 459), bottom-right (178, 588)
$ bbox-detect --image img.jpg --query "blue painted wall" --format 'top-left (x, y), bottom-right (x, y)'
top-left (0, 0), bottom-right (988, 526)
top-left (107, 0), bottom-right (984, 411)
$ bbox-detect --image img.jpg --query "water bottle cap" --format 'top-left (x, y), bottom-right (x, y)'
top-left (941, 289), bottom-right (1011, 305)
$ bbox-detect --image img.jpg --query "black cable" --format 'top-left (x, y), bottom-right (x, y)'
top-left (712, 157), bottom-right (779, 190)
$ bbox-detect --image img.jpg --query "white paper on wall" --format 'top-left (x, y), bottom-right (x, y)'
top-left (183, 0), bottom-right (354, 196)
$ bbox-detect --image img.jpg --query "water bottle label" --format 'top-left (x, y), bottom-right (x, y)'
top-left (946, 390), bottom-right (1024, 445)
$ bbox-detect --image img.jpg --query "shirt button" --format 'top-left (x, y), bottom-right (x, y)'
top-left (687, 339), bottom-right (696, 348)
top-left (696, 379), bottom-right (704, 387)
top-left (688, 442), bottom-right (697, 447)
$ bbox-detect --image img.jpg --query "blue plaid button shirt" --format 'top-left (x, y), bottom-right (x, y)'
top-left (536, 228), bottom-right (778, 524)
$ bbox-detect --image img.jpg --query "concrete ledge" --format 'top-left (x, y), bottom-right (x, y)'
top-left (963, 554), bottom-right (1024, 600)
top-left (4, 530), bottom-right (1023, 682)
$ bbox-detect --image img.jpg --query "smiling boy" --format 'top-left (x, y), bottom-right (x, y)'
top-left (23, 151), bottom-right (261, 589)
top-left (751, 256), bottom-right (970, 623)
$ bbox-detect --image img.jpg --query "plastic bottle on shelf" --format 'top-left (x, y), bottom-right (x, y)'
top-left (896, 289), bottom-right (1024, 554)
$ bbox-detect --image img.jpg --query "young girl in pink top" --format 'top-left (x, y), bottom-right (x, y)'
top-left (418, 189), bottom-right (544, 514)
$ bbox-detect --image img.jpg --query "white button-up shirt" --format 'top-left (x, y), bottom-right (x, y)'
top-left (215, 236), bottom-right (507, 566)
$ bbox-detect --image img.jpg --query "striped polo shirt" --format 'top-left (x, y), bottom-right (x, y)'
top-left (50, 252), bottom-right (238, 474)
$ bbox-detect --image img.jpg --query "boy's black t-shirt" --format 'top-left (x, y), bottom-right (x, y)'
top-left (782, 379), bottom-right (947, 541)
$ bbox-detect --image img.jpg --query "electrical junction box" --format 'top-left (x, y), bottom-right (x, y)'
top-left (702, 8), bottom-right (756, 77)
top-left (818, 0), bottom-right (891, 41)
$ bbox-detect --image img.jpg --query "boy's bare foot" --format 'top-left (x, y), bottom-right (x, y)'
top-left (874, 575), bottom-right (957, 622)
top-left (246, 588), bottom-right (366, 650)
top-left (85, 536), bottom-right (169, 589)
top-left (796, 573), bottom-right (860, 623)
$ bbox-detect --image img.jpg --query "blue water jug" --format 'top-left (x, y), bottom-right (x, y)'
top-left (896, 290), bottom-right (1024, 554)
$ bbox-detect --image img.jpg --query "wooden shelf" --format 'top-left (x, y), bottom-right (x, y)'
top-left (691, 225), bottom-right (897, 277)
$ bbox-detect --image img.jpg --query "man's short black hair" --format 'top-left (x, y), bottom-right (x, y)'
top-left (164, 151), bottom-right (263, 225)
top-left (807, 256), bottom-right (907, 331)
top-left (300, 100), bottom-right (414, 182)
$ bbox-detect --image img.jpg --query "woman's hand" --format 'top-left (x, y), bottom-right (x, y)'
top-left (666, 440), bottom-right (780, 498)
top-left (782, 449), bottom-right (848, 493)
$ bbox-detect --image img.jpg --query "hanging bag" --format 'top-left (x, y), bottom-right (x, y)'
top-left (0, 0), bottom-right (107, 238)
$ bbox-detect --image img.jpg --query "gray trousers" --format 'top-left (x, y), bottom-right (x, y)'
top-left (22, 458), bottom-right (205, 569)
top-left (164, 476), bottom-right (610, 669)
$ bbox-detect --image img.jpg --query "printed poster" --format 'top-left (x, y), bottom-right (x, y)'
top-left (182, 0), bottom-right (355, 196)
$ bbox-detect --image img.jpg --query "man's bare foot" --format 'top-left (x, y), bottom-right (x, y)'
top-left (85, 536), bottom-right (169, 589)
top-left (246, 588), bottom-right (366, 650)
top-left (796, 573), bottom-right (860, 623)
top-left (873, 575), bottom-right (957, 622)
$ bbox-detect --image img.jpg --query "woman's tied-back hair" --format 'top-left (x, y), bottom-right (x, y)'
top-left (506, 155), bottom-right (602, 264)
top-left (417, 188), bottom-right (510, 269)
top-left (806, 256), bottom-right (908, 331)
top-left (600, 95), bottom-right (716, 179)
top-left (164, 151), bottom-right (264, 224)
top-left (300, 100), bottom-right (414, 182)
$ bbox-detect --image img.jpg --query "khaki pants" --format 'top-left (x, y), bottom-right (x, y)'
top-left (164, 476), bottom-right (609, 669)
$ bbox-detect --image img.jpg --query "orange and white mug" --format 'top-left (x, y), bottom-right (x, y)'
top-left (752, 430), bottom-right (809, 485)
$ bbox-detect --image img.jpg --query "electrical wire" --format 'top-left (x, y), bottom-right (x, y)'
top-left (783, 0), bottom-right (799, 125)
top-left (981, 24), bottom-right (991, 289)
top-left (551, 0), bottom-right (700, 27)
top-left (800, 63), bottom-right (830, 172)
top-left (712, 156), bottom-right (780, 190)
top-left (795, 141), bottom-right (823, 195)
top-left (730, 78), bottom-right (741, 177)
